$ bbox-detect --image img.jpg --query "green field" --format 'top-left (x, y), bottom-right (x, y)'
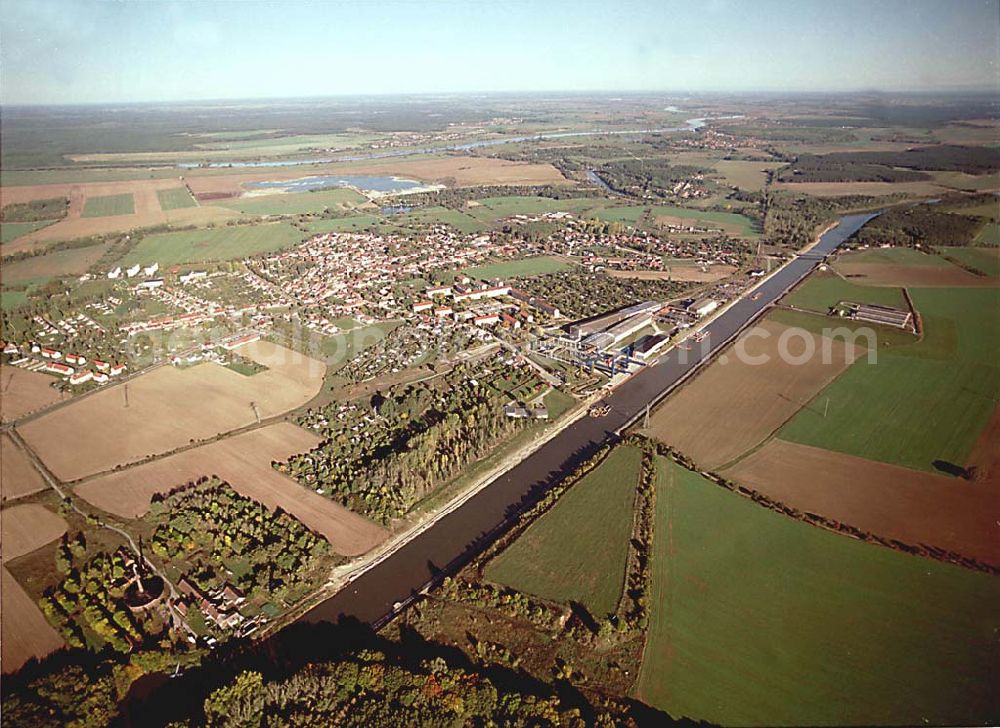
top-left (712, 159), bottom-right (783, 191)
top-left (784, 271), bottom-right (907, 312)
top-left (975, 222), bottom-right (1000, 246)
top-left (156, 187), bottom-right (197, 210)
top-left (305, 215), bottom-right (384, 233)
top-left (939, 246), bottom-right (1000, 276)
top-left (1, 290), bottom-right (28, 310)
top-left (1, 220), bottom-right (57, 243)
top-left (639, 457), bottom-right (1000, 726)
top-left (780, 286), bottom-right (1000, 472)
top-left (463, 255), bottom-right (570, 280)
top-left (214, 188), bottom-right (366, 215)
top-left (81, 193), bottom-right (135, 218)
top-left (594, 206), bottom-right (647, 224)
top-left (468, 196), bottom-right (609, 221)
top-left (484, 445), bottom-right (642, 617)
top-left (121, 223), bottom-right (306, 267)
top-left (2, 243), bottom-right (111, 286)
top-left (650, 205), bottom-right (758, 236)
top-left (395, 206), bottom-right (486, 233)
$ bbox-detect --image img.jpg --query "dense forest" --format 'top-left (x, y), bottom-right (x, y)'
top-left (594, 159), bottom-right (714, 199)
top-left (778, 145), bottom-right (1000, 180)
top-left (852, 205), bottom-right (986, 248)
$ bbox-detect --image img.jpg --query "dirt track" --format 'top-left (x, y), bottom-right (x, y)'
top-left (74, 423), bottom-right (387, 557)
top-left (643, 319), bottom-right (860, 470)
top-left (724, 438), bottom-right (1000, 566)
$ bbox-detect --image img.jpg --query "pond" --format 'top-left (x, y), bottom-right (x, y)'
top-left (245, 175), bottom-right (427, 194)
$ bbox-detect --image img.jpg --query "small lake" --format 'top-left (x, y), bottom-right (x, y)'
top-left (381, 205), bottom-right (413, 215)
top-left (246, 175), bottom-right (427, 194)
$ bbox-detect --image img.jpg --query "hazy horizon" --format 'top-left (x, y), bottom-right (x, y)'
top-left (2, 0), bottom-right (998, 106)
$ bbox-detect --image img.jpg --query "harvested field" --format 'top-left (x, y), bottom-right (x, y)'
top-left (643, 319), bottom-right (861, 470)
top-left (725, 439), bottom-right (1000, 565)
top-left (75, 423), bottom-right (386, 556)
top-left (20, 341), bottom-right (325, 481)
top-left (1, 568), bottom-right (65, 674)
top-left (966, 405), bottom-right (1000, 486)
top-left (608, 264), bottom-right (736, 283)
top-left (1, 434), bottom-right (47, 502)
top-left (0, 366), bottom-right (62, 423)
top-left (837, 261), bottom-right (997, 287)
top-left (1, 503), bottom-right (67, 562)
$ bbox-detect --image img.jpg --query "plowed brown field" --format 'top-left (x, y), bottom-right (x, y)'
top-left (644, 319), bottom-right (861, 470)
top-left (1, 568), bottom-right (65, 674)
top-left (20, 341), bottom-right (325, 481)
top-left (0, 366), bottom-right (62, 423)
top-left (1, 434), bottom-right (47, 502)
top-left (724, 438), bottom-right (1000, 565)
top-left (75, 423), bottom-right (386, 556)
top-left (836, 262), bottom-right (997, 287)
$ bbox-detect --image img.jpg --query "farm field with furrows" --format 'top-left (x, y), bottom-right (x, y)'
top-left (120, 222), bottom-right (308, 267)
top-left (638, 458), bottom-right (1000, 727)
top-left (0, 504), bottom-right (71, 673)
top-left (833, 247), bottom-right (997, 287)
top-left (484, 445), bottom-right (642, 618)
top-left (0, 220), bottom-right (58, 243)
top-left (1, 433), bottom-right (48, 502)
top-left (644, 319), bottom-right (862, 470)
top-left (779, 286), bottom-right (1000, 473)
top-left (19, 341), bottom-right (325, 481)
top-left (81, 193), bottom-right (134, 218)
top-left (74, 422), bottom-right (387, 557)
top-left (155, 186), bottom-right (197, 210)
top-left (0, 366), bottom-right (63, 423)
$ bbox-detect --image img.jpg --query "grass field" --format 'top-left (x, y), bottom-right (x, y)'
top-left (0, 290), bottom-right (28, 310)
top-left (121, 223), bottom-right (306, 266)
top-left (156, 186), bottom-right (197, 210)
top-left (466, 196), bottom-right (608, 221)
top-left (214, 188), bottom-right (366, 215)
top-left (939, 246), bottom-right (1000, 276)
top-left (841, 247), bottom-right (953, 267)
top-left (712, 159), bottom-right (783, 191)
top-left (784, 271), bottom-right (907, 312)
top-left (305, 215), bottom-right (384, 233)
top-left (1, 220), bottom-right (57, 243)
top-left (81, 193), bottom-right (135, 217)
top-left (595, 206), bottom-right (647, 224)
top-left (1, 243), bottom-right (111, 286)
top-left (650, 205), bottom-right (758, 236)
top-left (484, 446), bottom-right (642, 617)
top-left (463, 255), bottom-right (570, 280)
top-left (395, 206), bottom-right (486, 233)
top-left (638, 458), bottom-right (1000, 726)
top-left (942, 201), bottom-right (1000, 221)
top-left (975, 222), bottom-right (1000, 246)
top-left (780, 286), bottom-right (1000, 473)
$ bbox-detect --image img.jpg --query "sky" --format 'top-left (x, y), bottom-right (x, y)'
top-left (1, 0), bottom-right (998, 105)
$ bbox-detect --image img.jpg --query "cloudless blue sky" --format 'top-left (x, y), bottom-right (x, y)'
top-left (1, 0), bottom-right (997, 104)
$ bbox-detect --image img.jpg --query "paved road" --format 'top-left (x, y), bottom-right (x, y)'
top-left (299, 212), bottom-right (879, 629)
